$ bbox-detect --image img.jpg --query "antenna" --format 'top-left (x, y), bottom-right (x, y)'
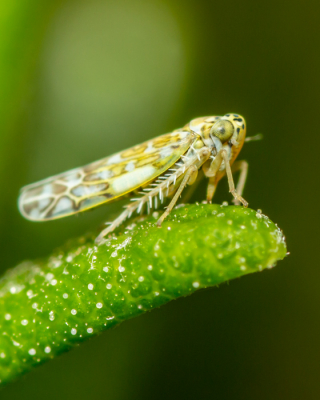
top-left (245, 133), bottom-right (263, 142)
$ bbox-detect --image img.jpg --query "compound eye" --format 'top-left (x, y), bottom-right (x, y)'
top-left (210, 120), bottom-right (234, 142)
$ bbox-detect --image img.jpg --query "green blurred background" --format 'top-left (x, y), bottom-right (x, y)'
top-left (0, 0), bottom-right (319, 398)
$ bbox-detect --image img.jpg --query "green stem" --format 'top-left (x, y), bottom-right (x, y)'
top-left (0, 204), bottom-right (287, 384)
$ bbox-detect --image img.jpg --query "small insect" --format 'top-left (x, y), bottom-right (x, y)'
top-left (19, 114), bottom-right (258, 244)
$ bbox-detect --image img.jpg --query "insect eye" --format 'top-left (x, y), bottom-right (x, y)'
top-left (210, 120), bottom-right (234, 142)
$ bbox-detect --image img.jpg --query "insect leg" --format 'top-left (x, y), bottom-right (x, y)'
top-left (156, 165), bottom-right (198, 227)
top-left (221, 150), bottom-right (248, 207)
top-left (230, 160), bottom-right (248, 205)
top-left (202, 151), bottom-right (224, 178)
top-left (180, 169), bottom-right (204, 204)
top-left (95, 172), bottom-right (183, 243)
top-left (203, 149), bottom-right (248, 207)
top-left (95, 207), bottom-right (132, 244)
top-left (206, 177), bottom-right (218, 203)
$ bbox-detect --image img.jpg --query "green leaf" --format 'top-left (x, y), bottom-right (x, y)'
top-left (0, 204), bottom-right (287, 384)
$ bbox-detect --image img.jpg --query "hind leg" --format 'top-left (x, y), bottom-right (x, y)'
top-left (156, 165), bottom-right (198, 227)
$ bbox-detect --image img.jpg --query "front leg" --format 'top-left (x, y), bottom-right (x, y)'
top-left (206, 160), bottom-right (248, 205)
top-left (221, 150), bottom-right (248, 207)
top-left (230, 160), bottom-right (248, 205)
top-left (203, 149), bottom-right (248, 207)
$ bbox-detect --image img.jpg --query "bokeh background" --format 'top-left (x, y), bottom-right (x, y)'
top-left (0, 0), bottom-right (319, 398)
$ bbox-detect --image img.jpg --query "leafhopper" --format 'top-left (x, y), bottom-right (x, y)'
top-left (19, 114), bottom-right (253, 244)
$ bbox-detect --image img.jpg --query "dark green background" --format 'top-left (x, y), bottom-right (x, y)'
top-left (0, 0), bottom-right (318, 398)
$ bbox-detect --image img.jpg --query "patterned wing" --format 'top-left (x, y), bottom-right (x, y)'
top-left (18, 131), bottom-right (194, 221)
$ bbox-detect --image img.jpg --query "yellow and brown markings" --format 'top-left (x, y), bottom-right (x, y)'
top-left (84, 146), bottom-right (176, 183)
top-left (83, 158), bottom-right (109, 173)
top-left (18, 129), bottom-right (194, 221)
top-left (134, 153), bottom-right (161, 168)
top-left (121, 143), bottom-right (148, 159)
top-left (83, 171), bottom-right (111, 182)
top-left (151, 133), bottom-right (183, 148)
top-left (22, 198), bottom-right (55, 215)
top-left (200, 123), bottom-right (214, 140)
top-left (23, 183), bottom-right (67, 200)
